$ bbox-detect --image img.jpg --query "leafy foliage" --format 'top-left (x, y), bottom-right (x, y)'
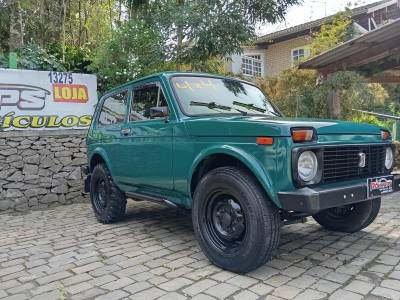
top-left (150, 0), bottom-right (300, 65)
top-left (21, 0), bottom-right (113, 49)
top-left (48, 43), bottom-right (93, 73)
top-left (383, 84), bottom-right (400, 113)
top-left (17, 43), bottom-right (65, 71)
top-left (1, 0), bottom-right (300, 91)
top-left (259, 68), bottom-right (321, 117)
top-left (260, 68), bottom-right (390, 120)
top-left (310, 10), bottom-right (353, 56)
top-left (352, 114), bottom-right (394, 131)
top-left (90, 20), bottom-right (171, 91)
top-left (313, 71), bottom-right (388, 118)
top-left (0, 52), bottom-right (8, 68)
top-left (0, 1), bottom-right (9, 51)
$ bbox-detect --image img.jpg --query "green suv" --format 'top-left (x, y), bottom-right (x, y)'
top-left (84, 72), bottom-right (399, 273)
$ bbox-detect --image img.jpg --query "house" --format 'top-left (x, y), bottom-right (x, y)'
top-left (227, 0), bottom-right (400, 79)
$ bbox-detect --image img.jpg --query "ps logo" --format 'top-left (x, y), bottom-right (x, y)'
top-left (358, 152), bottom-right (366, 168)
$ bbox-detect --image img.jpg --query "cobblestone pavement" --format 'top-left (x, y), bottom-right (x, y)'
top-left (0, 193), bottom-right (399, 300)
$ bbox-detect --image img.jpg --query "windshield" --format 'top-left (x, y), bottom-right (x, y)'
top-left (171, 76), bottom-right (280, 117)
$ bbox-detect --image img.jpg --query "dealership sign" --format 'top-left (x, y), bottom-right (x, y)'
top-left (0, 69), bottom-right (97, 130)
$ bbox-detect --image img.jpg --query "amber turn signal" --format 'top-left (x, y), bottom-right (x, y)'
top-left (381, 130), bottom-right (390, 140)
top-left (256, 137), bottom-right (274, 145)
top-left (291, 128), bottom-right (315, 143)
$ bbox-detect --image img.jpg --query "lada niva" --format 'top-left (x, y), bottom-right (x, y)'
top-left (84, 72), bottom-right (399, 273)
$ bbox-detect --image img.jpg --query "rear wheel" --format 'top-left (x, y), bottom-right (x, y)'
top-left (90, 163), bottom-right (127, 223)
top-left (312, 198), bottom-right (381, 233)
top-left (192, 166), bottom-right (281, 274)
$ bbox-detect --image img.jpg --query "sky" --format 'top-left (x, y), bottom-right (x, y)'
top-left (256, 0), bottom-right (380, 36)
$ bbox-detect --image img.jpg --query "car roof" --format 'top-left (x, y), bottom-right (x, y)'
top-left (102, 71), bottom-right (255, 96)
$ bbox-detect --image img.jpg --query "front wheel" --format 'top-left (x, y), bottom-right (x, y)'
top-left (90, 163), bottom-right (127, 224)
top-left (312, 198), bottom-right (381, 233)
top-left (192, 166), bottom-right (281, 274)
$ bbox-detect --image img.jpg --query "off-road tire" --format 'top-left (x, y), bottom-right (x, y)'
top-left (192, 166), bottom-right (281, 274)
top-left (313, 198), bottom-right (381, 233)
top-left (90, 163), bottom-right (127, 223)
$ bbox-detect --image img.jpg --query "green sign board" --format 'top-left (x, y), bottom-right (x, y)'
top-left (8, 52), bottom-right (18, 69)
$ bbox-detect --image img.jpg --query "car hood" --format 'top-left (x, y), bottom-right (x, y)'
top-left (184, 115), bottom-right (383, 137)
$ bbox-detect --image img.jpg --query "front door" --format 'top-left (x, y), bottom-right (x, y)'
top-left (94, 89), bottom-right (129, 182)
top-left (118, 81), bottom-right (174, 195)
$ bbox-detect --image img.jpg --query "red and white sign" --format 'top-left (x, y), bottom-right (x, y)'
top-left (0, 69), bottom-right (97, 130)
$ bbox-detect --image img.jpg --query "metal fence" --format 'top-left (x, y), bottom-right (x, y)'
top-left (354, 109), bottom-right (400, 141)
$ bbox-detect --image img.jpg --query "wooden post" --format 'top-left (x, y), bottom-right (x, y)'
top-left (332, 88), bottom-right (341, 119)
top-left (326, 74), bottom-right (341, 119)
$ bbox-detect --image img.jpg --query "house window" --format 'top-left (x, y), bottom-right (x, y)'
top-left (292, 47), bottom-right (310, 63)
top-left (241, 55), bottom-right (262, 77)
top-left (292, 48), bottom-right (305, 61)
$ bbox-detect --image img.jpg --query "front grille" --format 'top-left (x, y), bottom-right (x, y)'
top-left (322, 145), bottom-right (387, 183)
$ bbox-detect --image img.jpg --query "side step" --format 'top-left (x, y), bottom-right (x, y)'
top-left (126, 191), bottom-right (178, 208)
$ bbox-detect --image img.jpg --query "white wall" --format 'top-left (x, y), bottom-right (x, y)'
top-left (229, 49), bottom-right (267, 78)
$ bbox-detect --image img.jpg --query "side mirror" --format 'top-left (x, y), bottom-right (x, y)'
top-left (150, 106), bottom-right (168, 120)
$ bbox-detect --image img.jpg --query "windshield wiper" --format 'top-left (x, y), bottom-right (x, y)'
top-left (190, 101), bottom-right (231, 110)
top-left (232, 101), bottom-right (281, 117)
top-left (233, 101), bottom-right (282, 117)
top-left (190, 101), bottom-right (247, 116)
top-left (232, 101), bottom-right (266, 113)
top-left (270, 111), bottom-right (281, 117)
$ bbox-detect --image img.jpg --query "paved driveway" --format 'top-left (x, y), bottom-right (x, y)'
top-left (0, 193), bottom-right (399, 300)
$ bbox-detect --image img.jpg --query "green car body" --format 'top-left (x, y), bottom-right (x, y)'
top-left (86, 72), bottom-right (398, 210)
top-left (85, 72), bottom-right (399, 273)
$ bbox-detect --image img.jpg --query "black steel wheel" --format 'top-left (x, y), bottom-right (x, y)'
top-left (205, 193), bottom-right (247, 253)
top-left (93, 178), bottom-right (107, 213)
top-left (90, 163), bottom-right (127, 223)
top-left (313, 198), bottom-right (381, 233)
top-left (192, 166), bottom-right (281, 274)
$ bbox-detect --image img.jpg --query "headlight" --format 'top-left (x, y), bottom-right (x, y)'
top-left (385, 147), bottom-right (394, 170)
top-left (298, 151), bottom-right (318, 182)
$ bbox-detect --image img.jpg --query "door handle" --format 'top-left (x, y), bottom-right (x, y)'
top-left (121, 128), bottom-right (130, 136)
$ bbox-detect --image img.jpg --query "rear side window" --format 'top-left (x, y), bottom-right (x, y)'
top-left (130, 84), bottom-right (167, 121)
top-left (98, 90), bottom-right (128, 126)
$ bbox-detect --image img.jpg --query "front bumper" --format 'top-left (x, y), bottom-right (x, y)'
top-left (278, 175), bottom-right (400, 214)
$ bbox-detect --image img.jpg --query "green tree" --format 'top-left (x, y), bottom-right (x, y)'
top-left (8, 0), bottom-right (24, 51)
top-left (17, 43), bottom-right (64, 70)
top-left (310, 10), bottom-right (353, 56)
top-left (383, 84), bottom-right (400, 114)
top-left (313, 71), bottom-right (388, 119)
top-left (90, 19), bottom-right (171, 91)
top-left (149, 0), bottom-right (300, 66)
top-left (0, 1), bottom-right (9, 52)
top-left (259, 68), bottom-right (320, 117)
top-left (1, 0), bottom-right (300, 90)
top-left (260, 67), bottom-right (389, 121)
top-left (91, 0), bottom-right (300, 88)
top-left (22, 0), bottom-right (114, 49)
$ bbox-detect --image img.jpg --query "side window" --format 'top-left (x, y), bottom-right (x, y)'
top-left (129, 84), bottom-right (168, 121)
top-left (98, 91), bottom-right (128, 126)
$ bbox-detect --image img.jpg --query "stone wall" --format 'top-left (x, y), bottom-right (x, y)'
top-left (0, 130), bottom-right (88, 213)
